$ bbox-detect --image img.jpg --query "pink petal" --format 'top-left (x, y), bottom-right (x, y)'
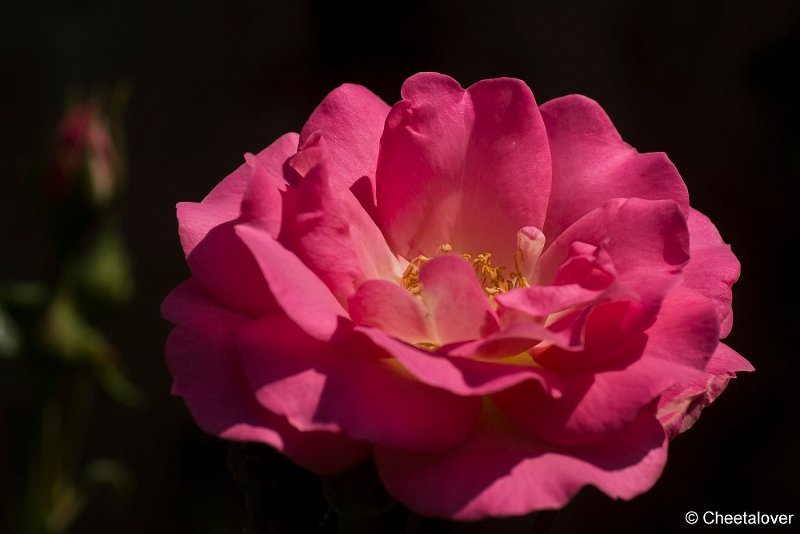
top-left (477, 245), bottom-right (624, 357)
top-left (375, 406), bottom-right (667, 520)
top-left (538, 198), bottom-right (689, 313)
top-left (234, 222), bottom-right (348, 341)
top-left (496, 284), bottom-right (603, 318)
top-left (299, 83), bottom-right (390, 211)
top-left (682, 208), bottom-right (740, 337)
top-left (376, 73), bottom-right (551, 267)
top-left (495, 286), bottom-right (719, 446)
top-left (161, 278), bottom-right (239, 325)
top-left (186, 221), bottom-right (277, 317)
top-left (448, 316), bottom-right (585, 359)
top-left (657, 342), bottom-right (753, 439)
top-left (533, 301), bottom-right (650, 373)
top-left (418, 255), bottom-right (500, 344)
top-left (348, 280), bottom-right (434, 345)
top-left (467, 287), bottom-right (630, 360)
top-left (238, 315), bottom-right (481, 454)
top-left (516, 226), bottom-right (546, 280)
top-left (540, 95), bottom-right (689, 240)
top-left (550, 241), bottom-right (616, 289)
top-left (706, 341), bottom-right (753, 373)
top-left (177, 132), bottom-right (298, 256)
top-left (288, 137), bottom-right (400, 303)
top-left (356, 326), bottom-right (563, 397)
top-left (163, 287), bottom-right (367, 474)
top-left (236, 154), bottom-right (287, 236)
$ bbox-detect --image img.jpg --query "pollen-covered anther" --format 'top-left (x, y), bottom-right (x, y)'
top-left (402, 244), bottom-right (530, 298)
top-left (465, 251), bottom-right (530, 296)
top-left (401, 254), bottom-right (430, 295)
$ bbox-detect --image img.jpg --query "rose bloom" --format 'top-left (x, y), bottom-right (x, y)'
top-left (163, 73), bottom-right (752, 520)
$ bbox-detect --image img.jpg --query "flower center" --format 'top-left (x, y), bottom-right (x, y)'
top-left (402, 244), bottom-right (530, 297)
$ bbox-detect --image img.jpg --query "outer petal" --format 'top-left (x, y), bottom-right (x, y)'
top-left (162, 278), bottom-right (236, 325)
top-left (682, 208), bottom-right (740, 337)
top-left (187, 221), bottom-right (277, 318)
top-left (237, 153), bottom-right (287, 236)
top-left (495, 287), bottom-right (718, 446)
top-left (177, 132), bottom-right (298, 256)
top-left (234, 222), bottom-right (348, 341)
top-left (657, 342), bottom-right (753, 439)
top-left (299, 83), bottom-right (390, 211)
top-left (540, 95), bottom-right (689, 239)
top-left (375, 406), bottom-right (667, 520)
top-left (376, 73), bottom-right (551, 266)
top-left (238, 315), bottom-right (481, 454)
top-left (163, 284), bottom-right (368, 474)
top-left (288, 138), bottom-right (400, 303)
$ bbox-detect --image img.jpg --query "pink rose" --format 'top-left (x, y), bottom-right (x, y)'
top-left (163, 73), bottom-right (752, 519)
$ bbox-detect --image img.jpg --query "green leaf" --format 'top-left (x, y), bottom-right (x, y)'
top-left (95, 364), bottom-right (142, 407)
top-left (0, 281), bottom-right (48, 309)
top-left (82, 458), bottom-right (135, 496)
top-left (71, 225), bottom-right (133, 311)
top-left (42, 294), bottom-right (141, 406)
top-left (43, 295), bottom-right (108, 364)
top-left (0, 305), bottom-right (21, 358)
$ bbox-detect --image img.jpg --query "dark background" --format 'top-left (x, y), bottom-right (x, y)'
top-left (1, 1), bottom-right (798, 532)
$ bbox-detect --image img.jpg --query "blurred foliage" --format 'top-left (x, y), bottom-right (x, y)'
top-left (0, 305), bottom-right (22, 358)
top-left (1, 87), bottom-right (138, 534)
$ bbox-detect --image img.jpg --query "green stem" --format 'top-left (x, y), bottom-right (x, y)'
top-left (20, 369), bottom-right (94, 534)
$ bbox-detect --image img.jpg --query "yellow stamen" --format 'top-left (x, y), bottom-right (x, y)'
top-left (401, 244), bottom-right (531, 298)
top-left (401, 254), bottom-right (430, 295)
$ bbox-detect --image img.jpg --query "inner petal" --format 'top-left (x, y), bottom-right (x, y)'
top-left (414, 255), bottom-right (501, 345)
